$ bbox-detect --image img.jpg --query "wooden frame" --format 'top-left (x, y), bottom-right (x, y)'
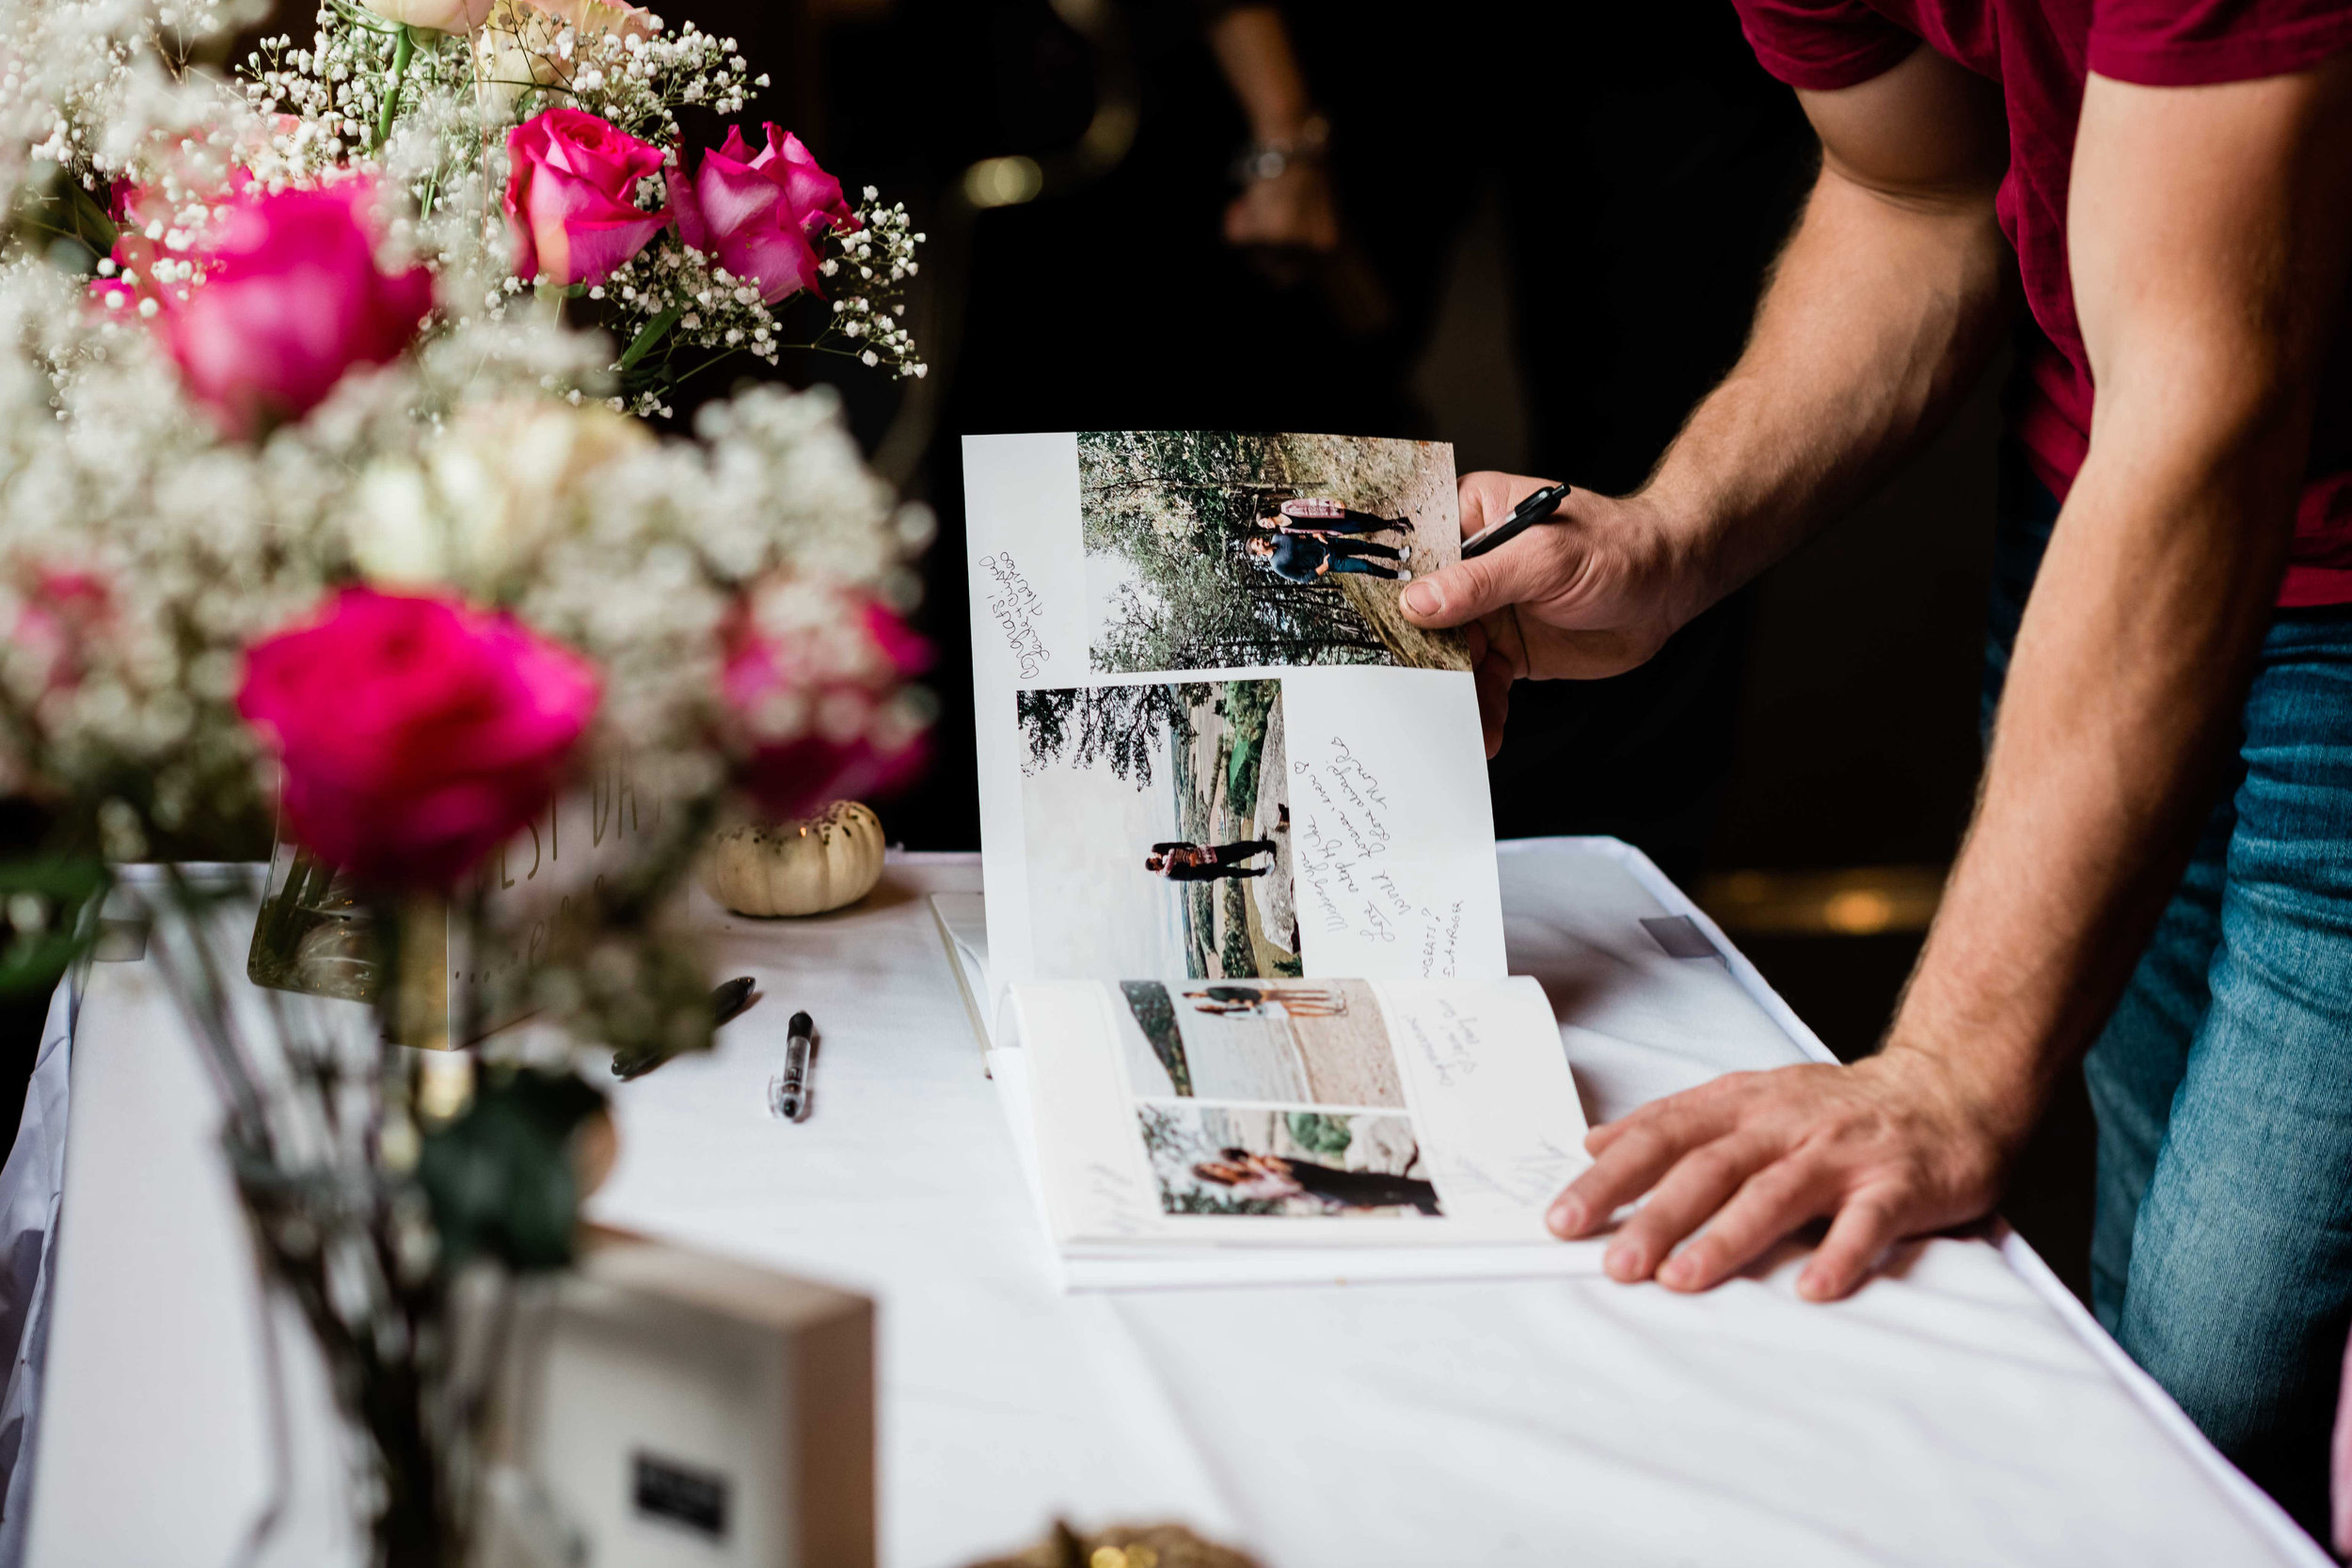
top-left (492, 1230), bottom-right (875, 1567)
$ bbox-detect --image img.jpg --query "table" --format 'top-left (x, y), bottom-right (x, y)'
top-left (14, 843), bottom-right (2330, 1567)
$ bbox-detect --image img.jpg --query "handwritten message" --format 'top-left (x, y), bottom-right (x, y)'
top-left (979, 551), bottom-right (1053, 679)
top-left (1293, 737), bottom-right (1463, 976)
top-left (1403, 994), bottom-right (1486, 1089)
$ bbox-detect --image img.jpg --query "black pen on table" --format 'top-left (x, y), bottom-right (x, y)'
top-left (771, 1010), bottom-right (817, 1122)
top-left (1458, 481), bottom-right (1573, 561)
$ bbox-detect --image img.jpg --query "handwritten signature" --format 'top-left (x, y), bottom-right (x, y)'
top-left (979, 552), bottom-right (1052, 679)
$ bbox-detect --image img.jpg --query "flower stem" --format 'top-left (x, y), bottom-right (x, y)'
top-left (373, 25), bottom-right (415, 155)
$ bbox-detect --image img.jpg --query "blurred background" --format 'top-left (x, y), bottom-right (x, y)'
top-left (7, 0), bottom-right (2098, 1293)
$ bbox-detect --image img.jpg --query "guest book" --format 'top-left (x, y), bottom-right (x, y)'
top-left (961, 432), bottom-right (1597, 1283)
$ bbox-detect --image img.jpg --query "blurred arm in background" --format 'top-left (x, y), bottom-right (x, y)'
top-left (1202, 4), bottom-right (1338, 253)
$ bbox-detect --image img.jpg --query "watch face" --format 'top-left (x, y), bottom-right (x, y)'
top-left (1239, 149), bottom-right (1289, 182)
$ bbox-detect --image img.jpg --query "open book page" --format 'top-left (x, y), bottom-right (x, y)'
top-left (1006, 975), bottom-right (1587, 1248)
top-left (963, 432), bottom-right (1507, 1009)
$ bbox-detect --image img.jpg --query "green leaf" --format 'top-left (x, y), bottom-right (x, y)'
top-left (1285, 1112), bottom-right (1353, 1158)
top-left (615, 305), bottom-right (682, 372)
top-left (417, 1067), bottom-right (608, 1274)
top-left (0, 858), bottom-right (108, 996)
top-left (59, 179), bottom-right (117, 253)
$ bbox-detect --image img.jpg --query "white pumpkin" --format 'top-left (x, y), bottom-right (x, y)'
top-left (701, 801), bottom-right (887, 917)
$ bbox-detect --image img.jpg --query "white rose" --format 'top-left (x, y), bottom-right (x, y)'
top-left (472, 0), bottom-right (655, 112)
top-left (349, 461), bottom-right (451, 586)
top-left (361, 0), bottom-right (497, 33)
top-left (435, 403), bottom-right (649, 583)
top-left (348, 404), bottom-right (650, 594)
top-left (471, 4), bottom-right (559, 114)
top-left (527, 0), bottom-right (656, 39)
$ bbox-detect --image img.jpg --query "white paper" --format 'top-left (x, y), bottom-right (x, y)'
top-left (963, 432), bottom-right (1505, 1008)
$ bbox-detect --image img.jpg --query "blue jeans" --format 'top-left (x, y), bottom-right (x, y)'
top-left (1985, 452), bottom-right (2352, 1534)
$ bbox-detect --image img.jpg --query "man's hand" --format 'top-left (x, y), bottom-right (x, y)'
top-left (1549, 1044), bottom-right (2026, 1299)
top-left (1400, 472), bottom-right (1705, 754)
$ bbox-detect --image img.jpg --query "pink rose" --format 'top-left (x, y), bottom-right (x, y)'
top-left (504, 108), bottom-right (668, 288)
top-left (237, 589), bottom-right (601, 889)
top-left (87, 182), bottom-right (179, 320)
top-left (9, 569), bottom-right (109, 696)
top-left (724, 590), bottom-right (929, 821)
top-left (671, 124), bottom-right (859, 304)
top-left (146, 182), bottom-right (431, 437)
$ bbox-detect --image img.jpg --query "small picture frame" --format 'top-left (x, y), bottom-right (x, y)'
top-left (490, 1230), bottom-right (875, 1567)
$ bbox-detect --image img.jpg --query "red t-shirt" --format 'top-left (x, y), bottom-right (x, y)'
top-left (1731, 0), bottom-right (2352, 607)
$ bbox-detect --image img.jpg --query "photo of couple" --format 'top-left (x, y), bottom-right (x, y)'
top-left (1116, 978), bottom-right (1401, 1105)
top-left (1138, 1104), bottom-right (1440, 1219)
top-left (1240, 499), bottom-right (1417, 584)
top-left (1181, 981), bottom-right (1349, 1018)
top-left (1079, 430), bottom-right (1469, 674)
top-left (1017, 679), bottom-right (1302, 980)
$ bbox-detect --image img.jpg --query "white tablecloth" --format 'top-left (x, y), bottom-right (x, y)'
top-left (14, 843), bottom-right (2329, 1567)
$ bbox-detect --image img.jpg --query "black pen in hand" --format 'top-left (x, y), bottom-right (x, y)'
top-left (1459, 482), bottom-right (1573, 561)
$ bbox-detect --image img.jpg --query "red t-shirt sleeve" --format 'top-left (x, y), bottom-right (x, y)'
top-left (2090, 0), bottom-right (2352, 87)
top-left (1729, 0), bottom-right (1919, 91)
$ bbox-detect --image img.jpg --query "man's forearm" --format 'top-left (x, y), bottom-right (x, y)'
top-left (1886, 426), bottom-right (2303, 1142)
top-left (1635, 52), bottom-right (2015, 622)
top-left (1205, 6), bottom-right (1315, 142)
top-left (1644, 169), bottom-right (2010, 608)
top-left (1883, 63), bottom-right (2352, 1132)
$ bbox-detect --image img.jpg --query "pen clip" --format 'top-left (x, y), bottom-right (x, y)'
top-left (1459, 482), bottom-right (1573, 561)
top-left (1511, 482), bottom-right (1570, 520)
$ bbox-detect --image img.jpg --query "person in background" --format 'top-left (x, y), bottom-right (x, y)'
top-left (1200, 1), bottom-right (1812, 881)
top-left (1397, 0), bottom-right (2352, 1534)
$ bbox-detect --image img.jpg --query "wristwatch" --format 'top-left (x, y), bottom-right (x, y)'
top-left (1232, 113), bottom-right (1331, 183)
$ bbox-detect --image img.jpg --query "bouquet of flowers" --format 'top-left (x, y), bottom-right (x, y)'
top-left (0, 0), bottom-right (932, 1558)
top-left (230, 0), bottom-right (927, 414)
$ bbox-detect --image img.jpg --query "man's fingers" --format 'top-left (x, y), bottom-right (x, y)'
top-left (1410, 470), bottom-right (1580, 630)
top-left (1400, 544), bottom-right (1552, 630)
top-left (1456, 470), bottom-right (1552, 541)
top-left (1549, 1095), bottom-right (1738, 1238)
top-left (1601, 1136), bottom-right (1772, 1283)
top-left (1584, 1117), bottom-right (1629, 1154)
top-left (1798, 1189), bottom-right (1908, 1301)
top-left (1655, 1156), bottom-right (1836, 1291)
